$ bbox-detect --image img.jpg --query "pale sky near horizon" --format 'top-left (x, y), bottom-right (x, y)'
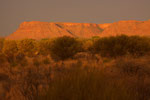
top-left (0, 0), bottom-right (150, 36)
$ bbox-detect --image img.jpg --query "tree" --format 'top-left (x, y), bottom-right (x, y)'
top-left (92, 35), bottom-right (150, 57)
top-left (0, 38), bottom-right (5, 53)
top-left (17, 39), bottom-right (37, 57)
top-left (50, 36), bottom-right (81, 61)
top-left (38, 39), bottom-right (53, 56)
top-left (127, 36), bottom-right (150, 56)
top-left (2, 40), bottom-right (18, 66)
top-left (92, 35), bottom-right (129, 57)
top-left (82, 39), bottom-right (93, 52)
top-left (2, 40), bottom-right (18, 57)
top-left (92, 37), bottom-right (114, 57)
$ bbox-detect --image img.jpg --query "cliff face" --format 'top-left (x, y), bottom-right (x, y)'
top-left (99, 20), bottom-right (150, 37)
top-left (6, 20), bottom-right (150, 40)
top-left (6, 22), bottom-right (104, 40)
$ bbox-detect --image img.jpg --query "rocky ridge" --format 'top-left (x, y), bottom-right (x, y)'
top-left (6, 19), bottom-right (150, 40)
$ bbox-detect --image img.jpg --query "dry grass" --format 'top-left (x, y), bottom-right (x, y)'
top-left (0, 53), bottom-right (150, 100)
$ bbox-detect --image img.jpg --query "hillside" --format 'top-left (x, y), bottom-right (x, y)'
top-left (6, 19), bottom-right (150, 40)
top-left (6, 22), bottom-right (104, 40)
top-left (100, 20), bottom-right (150, 37)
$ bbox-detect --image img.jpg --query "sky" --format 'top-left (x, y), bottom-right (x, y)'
top-left (0, 0), bottom-right (150, 36)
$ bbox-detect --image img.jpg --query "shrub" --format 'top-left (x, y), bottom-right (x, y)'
top-left (114, 57), bottom-right (150, 100)
top-left (93, 36), bottom-right (113, 57)
top-left (92, 36), bottom-right (123, 57)
top-left (2, 40), bottom-right (18, 66)
top-left (113, 35), bottom-right (129, 56)
top-left (92, 35), bottom-right (150, 57)
top-left (33, 58), bottom-right (41, 67)
top-left (114, 56), bottom-right (150, 76)
top-left (127, 36), bottom-right (150, 56)
top-left (16, 52), bottom-right (28, 66)
top-left (17, 39), bottom-right (37, 57)
top-left (82, 39), bottom-right (93, 52)
top-left (0, 53), bottom-right (6, 66)
top-left (38, 39), bottom-right (53, 56)
top-left (16, 52), bottom-right (25, 61)
top-left (2, 40), bottom-right (18, 57)
top-left (19, 58), bottom-right (28, 67)
top-left (38, 67), bottom-right (134, 100)
top-left (42, 57), bottom-right (50, 65)
top-left (0, 38), bottom-right (5, 53)
top-left (50, 36), bottom-right (81, 61)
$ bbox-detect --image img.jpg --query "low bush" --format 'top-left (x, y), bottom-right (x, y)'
top-left (0, 53), bottom-right (6, 66)
top-left (0, 38), bottom-right (4, 53)
top-left (50, 36), bottom-right (81, 61)
top-left (127, 36), bottom-right (150, 56)
top-left (92, 35), bottom-right (150, 57)
top-left (82, 39), bottom-right (93, 52)
top-left (38, 66), bottom-right (135, 100)
top-left (42, 57), bottom-right (51, 65)
top-left (2, 40), bottom-right (18, 57)
top-left (2, 40), bottom-right (18, 66)
top-left (114, 56), bottom-right (150, 100)
top-left (17, 39), bottom-right (37, 57)
top-left (92, 35), bottom-right (128, 57)
top-left (114, 57), bottom-right (148, 76)
top-left (38, 39), bottom-right (53, 56)
top-left (33, 58), bottom-right (41, 67)
top-left (16, 52), bottom-right (28, 66)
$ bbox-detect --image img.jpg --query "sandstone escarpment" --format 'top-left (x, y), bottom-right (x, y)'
top-left (99, 20), bottom-right (150, 37)
top-left (6, 22), bottom-right (103, 40)
top-left (6, 19), bottom-right (150, 40)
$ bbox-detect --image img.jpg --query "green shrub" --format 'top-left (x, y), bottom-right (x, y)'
top-left (0, 38), bottom-right (5, 53)
top-left (38, 39), bottom-right (53, 56)
top-left (113, 35), bottom-right (129, 56)
top-left (16, 52), bottom-right (25, 61)
top-left (17, 39), bottom-right (37, 57)
top-left (93, 37), bottom-right (113, 57)
top-left (38, 67), bottom-right (134, 100)
top-left (33, 58), bottom-right (41, 67)
top-left (50, 36), bottom-right (81, 61)
top-left (42, 57), bottom-right (50, 65)
top-left (82, 39), bottom-right (93, 52)
top-left (0, 53), bottom-right (6, 65)
top-left (2, 40), bottom-right (18, 57)
top-left (15, 52), bottom-right (28, 66)
top-left (92, 35), bottom-right (150, 57)
top-left (2, 40), bottom-right (18, 66)
top-left (114, 57), bottom-right (150, 100)
top-left (19, 58), bottom-right (28, 67)
top-left (127, 36), bottom-right (150, 56)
